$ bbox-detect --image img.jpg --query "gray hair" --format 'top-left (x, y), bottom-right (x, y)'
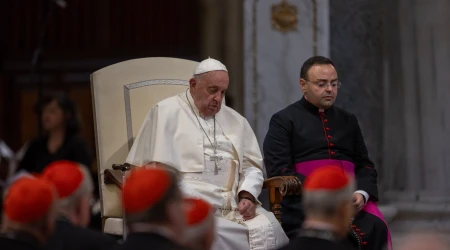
top-left (56, 164), bottom-right (93, 212)
top-left (302, 181), bottom-right (355, 218)
top-left (184, 213), bottom-right (214, 248)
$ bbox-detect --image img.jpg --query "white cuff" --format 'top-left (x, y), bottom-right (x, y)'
top-left (354, 190), bottom-right (369, 204)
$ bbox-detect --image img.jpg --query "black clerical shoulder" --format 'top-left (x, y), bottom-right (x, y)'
top-left (44, 219), bottom-right (117, 250)
top-left (0, 231), bottom-right (44, 250)
top-left (113, 233), bottom-right (190, 250)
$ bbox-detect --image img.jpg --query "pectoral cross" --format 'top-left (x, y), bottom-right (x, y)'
top-left (210, 155), bottom-right (223, 175)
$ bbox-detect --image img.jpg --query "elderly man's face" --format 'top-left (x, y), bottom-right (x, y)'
top-left (189, 71), bottom-right (229, 117)
top-left (300, 64), bottom-right (338, 109)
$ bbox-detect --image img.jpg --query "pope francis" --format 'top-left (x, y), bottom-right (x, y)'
top-left (125, 58), bottom-right (289, 250)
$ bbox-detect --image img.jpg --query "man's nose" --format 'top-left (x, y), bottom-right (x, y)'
top-left (213, 93), bottom-right (222, 102)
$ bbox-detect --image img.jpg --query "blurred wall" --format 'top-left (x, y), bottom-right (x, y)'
top-left (0, 0), bottom-right (202, 158)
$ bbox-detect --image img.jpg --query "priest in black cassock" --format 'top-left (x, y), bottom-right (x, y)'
top-left (280, 166), bottom-right (356, 250)
top-left (263, 56), bottom-right (391, 250)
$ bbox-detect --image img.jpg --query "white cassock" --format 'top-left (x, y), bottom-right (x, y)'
top-left (126, 89), bottom-right (289, 250)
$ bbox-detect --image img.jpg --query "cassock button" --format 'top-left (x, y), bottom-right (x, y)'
top-left (327, 135), bottom-right (332, 139)
top-left (325, 127), bottom-right (330, 131)
top-left (329, 143), bottom-right (334, 147)
top-left (324, 119), bottom-right (328, 122)
top-left (330, 151), bottom-right (335, 155)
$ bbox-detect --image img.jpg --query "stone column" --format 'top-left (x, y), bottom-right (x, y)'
top-left (243, 0), bottom-right (330, 143)
top-left (383, 0), bottom-right (450, 200)
top-left (329, 0), bottom-right (384, 190)
top-left (199, 0), bottom-right (244, 114)
top-left (199, 0), bottom-right (222, 60)
top-left (382, 0), bottom-right (450, 231)
top-left (223, 0), bottom-right (244, 115)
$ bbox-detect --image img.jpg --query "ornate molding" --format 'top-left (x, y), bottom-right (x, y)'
top-left (271, 0), bottom-right (298, 33)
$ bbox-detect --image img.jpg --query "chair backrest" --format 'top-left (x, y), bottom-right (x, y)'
top-left (90, 57), bottom-right (198, 218)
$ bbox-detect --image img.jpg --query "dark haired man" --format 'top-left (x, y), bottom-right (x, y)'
top-left (263, 56), bottom-right (391, 250)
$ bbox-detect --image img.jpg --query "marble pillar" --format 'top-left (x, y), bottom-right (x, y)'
top-left (200, 0), bottom-right (244, 114)
top-left (329, 0), bottom-right (385, 191)
top-left (383, 0), bottom-right (450, 202)
top-left (243, 0), bottom-right (330, 143)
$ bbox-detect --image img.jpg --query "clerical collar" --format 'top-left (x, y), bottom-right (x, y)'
top-left (300, 96), bottom-right (331, 114)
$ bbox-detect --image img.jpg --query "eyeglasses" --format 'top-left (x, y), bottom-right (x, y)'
top-left (306, 80), bottom-right (342, 89)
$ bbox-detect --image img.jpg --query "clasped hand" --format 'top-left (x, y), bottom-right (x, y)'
top-left (238, 199), bottom-right (256, 220)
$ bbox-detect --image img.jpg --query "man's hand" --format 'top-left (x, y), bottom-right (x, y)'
top-left (238, 199), bottom-right (256, 220)
top-left (353, 193), bottom-right (365, 212)
top-left (238, 191), bottom-right (256, 220)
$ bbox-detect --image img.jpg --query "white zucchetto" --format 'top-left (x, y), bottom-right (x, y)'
top-left (193, 57), bottom-right (228, 75)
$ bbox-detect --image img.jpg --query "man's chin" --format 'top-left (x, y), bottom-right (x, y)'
top-left (206, 107), bottom-right (220, 116)
top-left (321, 100), bottom-right (334, 107)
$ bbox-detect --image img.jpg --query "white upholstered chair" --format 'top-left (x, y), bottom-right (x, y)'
top-left (90, 57), bottom-right (301, 236)
top-left (90, 57), bottom-right (198, 235)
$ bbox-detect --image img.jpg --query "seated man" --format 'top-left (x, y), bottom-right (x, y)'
top-left (126, 58), bottom-right (289, 250)
top-left (263, 56), bottom-right (391, 250)
top-left (281, 166), bottom-right (356, 250)
top-left (116, 167), bottom-right (189, 250)
top-left (0, 177), bottom-right (57, 250)
top-left (40, 160), bottom-right (117, 250)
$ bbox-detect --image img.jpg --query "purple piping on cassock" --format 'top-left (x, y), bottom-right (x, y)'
top-left (295, 159), bottom-right (392, 250)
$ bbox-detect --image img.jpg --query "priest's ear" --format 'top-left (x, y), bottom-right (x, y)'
top-left (300, 78), bottom-right (307, 93)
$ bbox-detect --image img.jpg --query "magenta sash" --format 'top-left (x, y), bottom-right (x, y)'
top-left (295, 159), bottom-right (392, 250)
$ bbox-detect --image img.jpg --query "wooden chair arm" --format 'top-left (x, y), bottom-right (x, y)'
top-left (263, 176), bottom-right (302, 195)
top-left (262, 176), bottom-right (302, 223)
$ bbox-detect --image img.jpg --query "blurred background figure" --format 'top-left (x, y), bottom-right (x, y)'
top-left (14, 94), bottom-right (101, 230)
top-left (184, 198), bottom-right (215, 250)
top-left (0, 177), bottom-right (57, 250)
top-left (116, 167), bottom-right (189, 250)
top-left (16, 94), bottom-right (92, 174)
top-left (40, 160), bottom-right (116, 250)
top-left (280, 166), bottom-right (356, 250)
top-left (395, 232), bottom-right (450, 250)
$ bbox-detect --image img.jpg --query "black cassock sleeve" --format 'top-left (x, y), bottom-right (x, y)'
top-left (352, 114), bottom-right (379, 201)
top-left (263, 113), bottom-right (306, 182)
